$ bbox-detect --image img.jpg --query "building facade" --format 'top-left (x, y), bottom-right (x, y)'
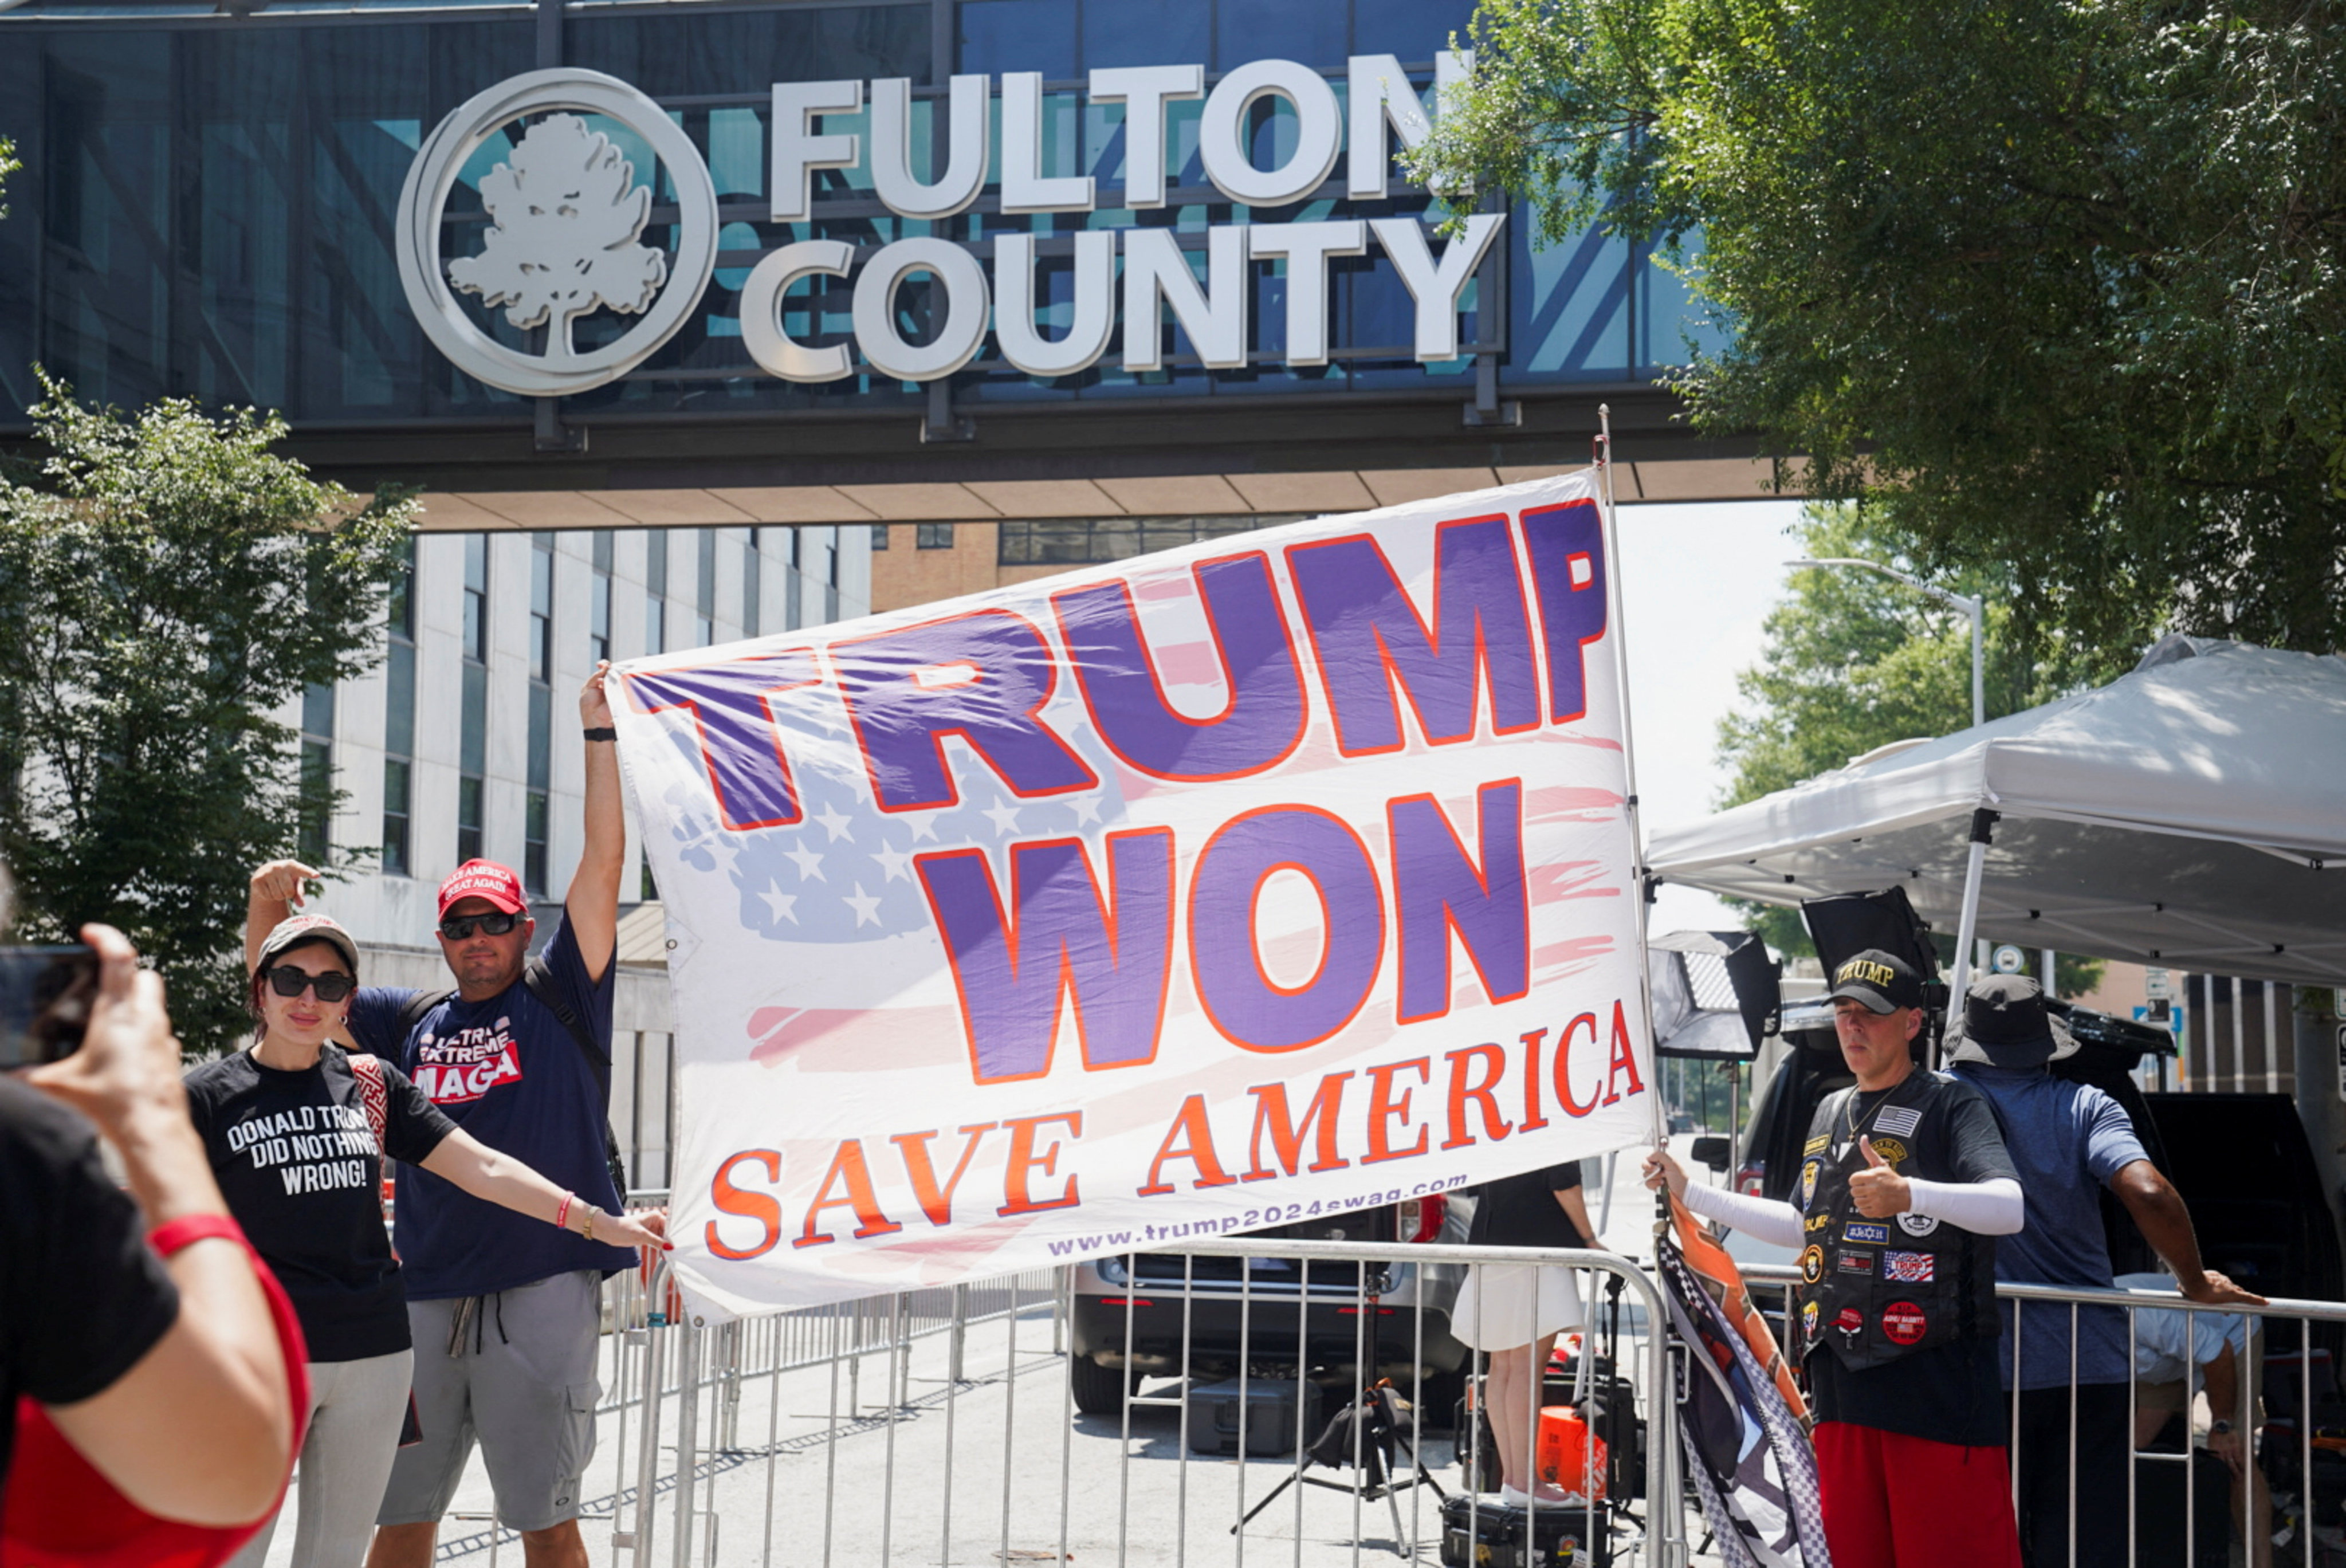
top-left (0, 0), bottom-right (1769, 1181)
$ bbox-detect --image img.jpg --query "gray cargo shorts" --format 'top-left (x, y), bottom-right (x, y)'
top-left (377, 1270), bottom-right (602, 1534)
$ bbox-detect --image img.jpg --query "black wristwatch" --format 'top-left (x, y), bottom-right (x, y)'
top-left (583, 726), bottom-right (618, 742)
top-left (2209, 1419), bottom-right (2234, 1436)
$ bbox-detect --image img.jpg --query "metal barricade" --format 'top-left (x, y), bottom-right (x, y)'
top-left (582, 1240), bottom-right (1689, 1568)
top-left (1742, 1263), bottom-right (2346, 1567)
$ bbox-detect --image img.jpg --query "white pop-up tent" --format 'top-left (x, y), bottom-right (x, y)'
top-left (1646, 636), bottom-right (2346, 993)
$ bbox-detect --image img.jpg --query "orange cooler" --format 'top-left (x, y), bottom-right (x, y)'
top-left (1534, 1406), bottom-right (1608, 1498)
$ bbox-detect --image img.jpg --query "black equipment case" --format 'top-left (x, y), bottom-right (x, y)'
top-left (1185, 1376), bottom-right (1322, 1457)
top-left (1437, 1495), bottom-right (1612, 1568)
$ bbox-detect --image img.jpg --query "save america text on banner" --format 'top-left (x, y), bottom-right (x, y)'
top-left (611, 472), bottom-right (1653, 1318)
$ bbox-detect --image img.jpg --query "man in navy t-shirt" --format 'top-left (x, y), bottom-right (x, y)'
top-left (1949, 974), bottom-right (2264, 1568)
top-left (246, 663), bottom-right (640, 1568)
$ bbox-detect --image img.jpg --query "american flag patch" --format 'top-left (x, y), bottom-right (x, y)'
top-left (1884, 1250), bottom-right (1936, 1283)
top-left (1874, 1106), bottom-right (1922, 1138)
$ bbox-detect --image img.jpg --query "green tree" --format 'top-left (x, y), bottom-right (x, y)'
top-left (1412, 0), bottom-right (2346, 661)
top-left (1715, 505), bottom-right (2105, 996)
top-left (0, 374), bottom-right (417, 1051)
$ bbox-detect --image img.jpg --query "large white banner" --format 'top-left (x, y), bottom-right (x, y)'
top-left (612, 473), bottom-right (1655, 1317)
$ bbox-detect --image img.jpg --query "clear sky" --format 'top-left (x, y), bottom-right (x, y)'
top-left (1612, 498), bottom-right (1808, 942)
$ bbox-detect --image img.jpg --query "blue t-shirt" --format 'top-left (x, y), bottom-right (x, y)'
top-left (1951, 1064), bottom-right (2148, 1389)
top-left (349, 917), bottom-right (635, 1298)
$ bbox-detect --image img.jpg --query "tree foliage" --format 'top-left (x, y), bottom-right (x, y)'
top-left (0, 375), bottom-right (416, 1051)
top-left (1413, 0), bottom-right (2346, 659)
top-left (1715, 506), bottom-right (2106, 996)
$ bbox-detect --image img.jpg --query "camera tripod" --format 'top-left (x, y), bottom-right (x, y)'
top-left (1233, 1380), bottom-right (1448, 1555)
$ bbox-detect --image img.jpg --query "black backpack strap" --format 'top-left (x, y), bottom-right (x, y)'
top-left (396, 987), bottom-right (457, 1046)
top-left (519, 957), bottom-right (630, 1198)
top-left (521, 957), bottom-right (609, 1095)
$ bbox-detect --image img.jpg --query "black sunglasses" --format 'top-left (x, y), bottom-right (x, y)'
top-left (264, 966), bottom-right (357, 1003)
top-left (439, 911), bottom-right (521, 942)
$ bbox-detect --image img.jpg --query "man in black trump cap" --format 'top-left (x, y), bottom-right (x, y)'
top-left (1650, 949), bottom-right (2027, 1566)
top-left (1948, 972), bottom-right (2264, 1568)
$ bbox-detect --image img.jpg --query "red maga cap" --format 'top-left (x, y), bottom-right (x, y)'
top-left (437, 859), bottom-right (528, 918)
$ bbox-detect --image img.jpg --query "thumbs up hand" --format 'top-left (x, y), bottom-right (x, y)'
top-left (1848, 1136), bottom-right (1912, 1218)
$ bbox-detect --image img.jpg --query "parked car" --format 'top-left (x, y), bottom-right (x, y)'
top-left (1066, 1193), bottom-right (1473, 1416)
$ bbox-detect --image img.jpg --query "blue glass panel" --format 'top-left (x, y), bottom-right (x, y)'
top-left (958, 0), bottom-right (1076, 80)
top-left (571, 9), bottom-right (929, 97)
top-left (34, 32), bottom-right (172, 411)
top-left (1508, 208), bottom-right (1633, 382)
top-left (1352, 0), bottom-right (1477, 59)
top-left (1637, 233), bottom-right (1730, 371)
top-left (1082, 0), bottom-right (1206, 72)
top-left (0, 43), bottom-right (44, 416)
top-left (1216, 1), bottom-right (1344, 70)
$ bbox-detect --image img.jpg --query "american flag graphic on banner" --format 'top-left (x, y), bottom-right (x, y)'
top-left (609, 473), bottom-right (1657, 1317)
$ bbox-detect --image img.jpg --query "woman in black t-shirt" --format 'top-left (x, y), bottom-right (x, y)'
top-left (1456, 1161), bottom-right (1604, 1506)
top-left (186, 915), bottom-right (666, 1568)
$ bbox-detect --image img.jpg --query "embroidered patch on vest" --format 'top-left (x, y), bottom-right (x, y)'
top-left (1882, 1300), bottom-right (1928, 1345)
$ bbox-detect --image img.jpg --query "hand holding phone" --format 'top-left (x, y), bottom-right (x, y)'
top-left (0, 941), bottom-right (98, 1067)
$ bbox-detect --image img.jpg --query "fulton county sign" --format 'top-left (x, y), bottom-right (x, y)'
top-left (398, 60), bottom-right (1495, 397)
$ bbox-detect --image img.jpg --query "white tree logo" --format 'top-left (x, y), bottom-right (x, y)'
top-left (446, 114), bottom-right (670, 359)
top-left (398, 69), bottom-right (718, 395)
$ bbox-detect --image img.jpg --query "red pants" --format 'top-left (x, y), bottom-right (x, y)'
top-left (1814, 1421), bottom-right (2023, 1568)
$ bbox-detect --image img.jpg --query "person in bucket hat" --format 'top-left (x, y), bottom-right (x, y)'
top-left (187, 910), bottom-right (665, 1568)
top-left (1948, 972), bottom-right (2263, 1568)
top-left (245, 662), bottom-right (652, 1568)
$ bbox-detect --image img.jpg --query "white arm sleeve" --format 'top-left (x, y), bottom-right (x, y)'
top-left (1904, 1175), bottom-right (2025, 1235)
top-left (1681, 1182), bottom-right (1807, 1249)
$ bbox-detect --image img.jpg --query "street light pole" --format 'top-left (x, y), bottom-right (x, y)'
top-left (1785, 556), bottom-right (1986, 729)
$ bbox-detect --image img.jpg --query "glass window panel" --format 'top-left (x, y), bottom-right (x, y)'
top-left (958, 0), bottom-right (1077, 80)
top-left (38, 36), bottom-right (172, 410)
top-left (1351, 0), bottom-right (1478, 57)
top-left (870, 525), bottom-right (891, 551)
top-left (1082, 0), bottom-right (1205, 72)
top-left (382, 758), bottom-right (411, 878)
top-left (742, 536), bottom-right (762, 635)
top-left (1214, 1), bottom-right (1342, 69)
top-left (457, 775), bottom-right (483, 865)
top-left (298, 739), bottom-right (332, 866)
top-left (524, 791), bottom-right (549, 895)
top-left (1508, 218), bottom-right (1632, 381)
top-left (461, 660), bottom-right (487, 776)
top-left (0, 44), bottom-right (42, 418)
top-left (385, 640), bottom-right (416, 760)
top-left (302, 681), bottom-right (336, 741)
top-left (528, 681), bottom-right (551, 792)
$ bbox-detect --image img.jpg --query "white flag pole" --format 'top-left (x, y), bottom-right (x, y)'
top-left (1590, 406), bottom-right (1668, 1160)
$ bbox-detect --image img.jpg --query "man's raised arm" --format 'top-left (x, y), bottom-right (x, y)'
top-left (567, 660), bottom-right (627, 984)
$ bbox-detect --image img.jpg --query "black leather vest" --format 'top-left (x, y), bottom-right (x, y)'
top-left (1792, 1071), bottom-right (2001, 1372)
